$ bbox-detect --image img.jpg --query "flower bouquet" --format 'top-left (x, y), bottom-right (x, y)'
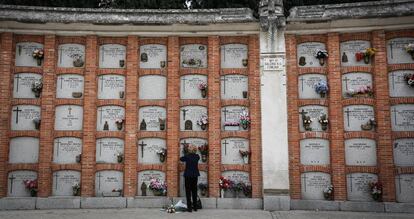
top-left (369, 181), bottom-right (383, 202)
top-left (405, 43), bottom-right (414, 60)
top-left (315, 50), bottom-right (329, 66)
top-left (31, 80), bottom-right (43, 98)
top-left (198, 183), bottom-right (208, 196)
top-left (239, 110), bottom-right (251, 130)
top-left (182, 58), bottom-right (202, 67)
top-left (198, 82), bottom-right (208, 98)
top-left (239, 150), bottom-right (250, 164)
top-left (72, 183), bottom-right (81, 196)
top-left (314, 81), bottom-right (329, 98)
top-left (23, 179), bottom-right (38, 197)
top-left (156, 148), bottom-right (167, 163)
top-left (219, 176), bottom-right (233, 198)
top-left (346, 85), bottom-right (374, 98)
top-left (361, 118), bottom-right (377, 131)
top-left (115, 119), bottom-right (124, 130)
top-left (404, 73), bottom-right (414, 87)
top-left (149, 178), bottom-right (167, 196)
top-left (197, 114), bottom-right (208, 130)
top-left (323, 184), bottom-right (334, 200)
top-left (356, 48), bottom-right (376, 64)
top-left (198, 144), bottom-right (208, 162)
top-left (318, 114), bottom-right (329, 131)
top-left (241, 182), bottom-right (252, 197)
top-left (32, 49), bottom-right (44, 66)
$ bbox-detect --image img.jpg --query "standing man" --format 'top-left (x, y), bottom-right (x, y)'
top-left (180, 145), bottom-right (200, 212)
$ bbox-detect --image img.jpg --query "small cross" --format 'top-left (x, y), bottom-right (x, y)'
top-left (55, 139), bottom-right (62, 157)
top-left (14, 74), bottom-right (22, 92)
top-left (396, 175), bottom-right (402, 194)
top-left (13, 107), bottom-right (22, 124)
top-left (139, 141), bottom-right (147, 158)
top-left (348, 175), bottom-right (355, 192)
top-left (98, 108), bottom-right (105, 124)
top-left (299, 77), bottom-right (305, 92)
top-left (222, 140), bottom-right (229, 156)
top-left (97, 172), bottom-right (103, 190)
top-left (8, 175), bottom-right (16, 194)
top-left (59, 76), bottom-right (65, 89)
top-left (391, 72), bottom-right (396, 91)
top-left (222, 108), bottom-right (230, 122)
top-left (181, 77), bottom-right (188, 92)
top-left (101, 46), bottom-right (105, 62)
top-left (99, 76), bottom-right (105, 92)
top-left (59, 48), bottom-right (63, 64)
top-left (342, 76), bottom-right (350, 91)
top-left (301, 174), bottom-right (308, 192)
top-left (221, 75), bottom-right (228, 94)
top-left (68, 106), bottom-right (72, 115)
top-left (344, 108), bottom-right (352, 127)
top-left (299, 109), bottom-right (308, 119)
top-left (98, 140), bottom-right (104, 156)
top-left (181, 109), bottom-right (189, 121)
top-left (391, 108), bottom-right (399, 126)
top-left (54, 172), bottom-right (59, 190)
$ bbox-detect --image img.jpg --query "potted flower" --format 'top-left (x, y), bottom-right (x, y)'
top-left (361, 118), bottom-right (377, 131)
top-left (362, 48), bottom-right (377, 64)
top-left (156, 148), bottom-right (167, 163)
top-left (111, 188), bottom-right (123, 197)
top-left (33, 118), bottom-right (41, 130)
top-left (23, 179), bottom-right (38, 197)
top-left (198, 82), bottom-right (208, 98)
top-left (405, 43), bottom-right (414, 60)
top-left (197, 114), bottom-right (208, 130)
top-left (315, 50), bottom-right (328, 66)
top-left (314, 81), bottom-right (329, 98)
top-left (198, 144), bottom-right (208, 162)
top-left (32, 49), bottom-right (44, 66)
top-left (166, 205), bottom-right (176, 213)
top-left (76, 154), bottom-right (81, 163)
top-left (323, 185), bottom-right (334, 201)
top-left (31, 80), bottom-right (43, 98)
top-left (219, 176), bottom-right (233, 198)
top-left (369, 181), bottom-right (382, 202)
top-left (233, 182), bottom-right (244, 198)
top-left (239, 150), bottom-right (250, 164)
top-left (159, 118), bottom-right (166, 131)
top-left (116, 152), bottom-right (123, 163)
top-left (318, 114), bottom-right (329, 131)
top-left (149, 178), bottom-right (167, 196)
top-left (404, 73), bottom-right (414, 88)
top-left (72, 183), bottom-right (81, 196)
top-left (198, 183), bottom-right (208, 196)
top-left (241, 182), bottom-right (252, 198)
top-left (224, 121), bottom-right (240, 131)
top-left (239, 110), bottom-right (250, 130)
top-left (115, 119), bottom-right (124, 130)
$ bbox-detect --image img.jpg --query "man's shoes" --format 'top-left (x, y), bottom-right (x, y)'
top-left (193, 206), bottom-right (198, 211)
top-left (187, 208), bottom-right (192, 212)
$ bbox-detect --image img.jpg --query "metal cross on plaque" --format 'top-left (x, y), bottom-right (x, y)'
top-left (221, 75), bottom-right (228, 94)
top-left (55, 139), bottom-right (62, 157)
top-left (181, 109), bottom-right (189, 121)
top-left (68, 106), bottom-right (73, 115)
top-left (342, 76), bottom-right (350, 91)
top-left (54, 173), bottom-right (59, 190)
top-left (98, 108), bottom-right (105, 124)
top-left (344, 108), bottom-right (352, 127)
top-left (14, 74), bottom-right (22, 92)
top-left (13, 107), bottom-right (23, 124)
top-left (181, 77), bottom-right (188, 92)
top-left (98, 140), bottom-right (104, 156)
top-left (299, 77), bottom-right (305, 92)
top-left (99, 76), bottom-right (105, 92)
top-left (222, 108), bottom-right (229, 122)
top-left (301, 174), bottom-right (308, 192)
top-left (396, 175), bottom-right (402, 194)
top-left (391, 108), bottom-right (399, 126)
top-left (97, 172), bottom-right (103, 190)
top-left (8, 175), bottom-right (16, 194)
top-left (222, 140), bottom-right (229, 156)
top-left (139, 141), bottom-right (147, 158)
top-left (348, 175), bottom-right (355, 192)
top-left (59, 76), bottom-right (65, 89)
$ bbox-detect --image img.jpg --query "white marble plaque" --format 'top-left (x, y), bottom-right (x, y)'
top-left (342, 73), bottom-right (373, 98)
top-left (180, 106), bottom-right (207, 131)
top-left (96, 106), bottom-right (125, 131)
top-left (9, 137), bottom-right (39, 164)
top-left (340, 40), bottom-right (371, 66)
top-left (387, 38), bottom-right (414, 64)
top-left (137, 170), bottom-right (166, 196)
top-left (52, 170), bottom-right (81, 196)
top-left (221, 44), bottom-right (248, 68)
top-left (53, 137), bottom-right (82, 164)
top-left (298, 74), bottom-right (327, 99)
top-left (391, 104), bottom-right (414, 131)
top-left (180, 44), bottom-right (207, 68)
top-left (140, 44), bottom-right (167, 69)
top-left (301, 172), bottom-right (331, 200)
top-left (345, 139), bottom-right (377, 166)
top-left (11, 105), bottom-right (41, 131)
top-left (57, 44), bottom-right (85, 68)
top-left (56, 74), bottom-right (84, 99)
top-left (179, 138), bottom-right (207, 163)
top-left (393, 138), bottom-right (414, 167)
top-left (7, 171), bottom-right (37, 197)
top-left (98, 75), bottom-right (125, 99)
top-left (300, 139), bottom-right (330, 165)
top-left (221, 138), bottom-right (249, 165)
top-left (347, 173), bottom-right (378, 201)
top-left (99, 44), bottom-right (126, 69)
top-left (395, 174), bottom-right (414, 203)
top-left (15, 42), bottom-right (43, 67)
top-left (180, 75), bottom-right (208, 99)
top-left (299, 105), bottom-right (328, 132)
top-left (95, 171), bottom-right (123, 197)
top-left (343, 105), bottom-right (375, 131)
top-left (221, 75), bottom-right (249, 99)
top-left (221, 106), bottom-right (249, 131)
top-left (297, 42), bottom-right (326, 67)
top-left (180, 171), bottom-right (208, 197)
top-left (222, 171), bottom-right (250, 198)
top-left (138, 106), bottom-right (166, 131)
top-left (54, 105), bottom-right (83, 131)
top-left (138, 138), bottom-right (166, 164)
top-left (13, 73), bottom-right (42, 99)
top-left (139, 75), bottom-right (167, 100)
top-left (96, 138), bottom-right (124, 163)
top-left (389, 70), bottom-right (414, 97)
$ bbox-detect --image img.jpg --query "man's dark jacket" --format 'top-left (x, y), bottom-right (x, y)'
top-left (180, 153), bottom-right (200, 177)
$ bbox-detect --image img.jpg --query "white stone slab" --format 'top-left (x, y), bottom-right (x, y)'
top-left (13, 73), bottom-right (42, 99)
top-left (53, 137), bottom-right (82, 164)
top-left (137, 138), bottom-right (166, 164)
top-left (340, 40), bottom-right (371, 66)
top-left (299, 105), bottom-right (328, 132)
top-left (389, 70), bottom-right (414, 97)
top-left (221, 106), bottom-right (249, 131)
top-left (179, 138), bottom-right (207, 163)
top-left (345, 138), bottom-right (377, 166)
top-left (393, 138), bottom-right (414, 167)
top-left (137, 170), bottom-right (166, 196)
top-left (9, 137), bottom-right (39, 164)
top-left (221, 138), bottom-right (249, 165)
top-left (138, 106), bottom-right (166, 131)
top-left (180, 106), bottom-right (207, 131)
top-left (95, 171), bottom-right (123, 197)
top-left (7, 171), bottom-right (37, 197)
top-left (15, 42), bottom-right (43, 67)
top-left (180, 44), bottom-right (207, 68)
top-left (52, 170), bottom-right (81, 196)
top-left (139, 75), bottom-right (166, 100)
top-left (391, 104), bottom-right (414, 131)
top-left (180, 74), bottom-right (208, 99)
top-left (387, 38), bottom-right (414, 64)
top-left (297, 42), bottom-right (326, 67)
top-left (221, 44), bottom-right (248, 68)
top-left (298, 74), bottom-right (327, 99)
top-left (99, 44), bottom-right (126, 68)
top-left (221, 75), bottom-right (249, 99)
top-left (54, 105), bottom-right (83, 131)
top-left (140, 44), bottom-right (167, 69)
top-left (56, 74), bottom-right (84, 99)
top-left (342, 73), bottom-right (373, 98)
top-left (57, 44), bottom-right (85, 68)
top-left (10, 105), bottom-right (41, 131)
top-left (179, 171), bottom-right (208, 197)
top-left (300, 139), bottom-right (330, 165)
top-left (222, 171), bottom-right (250, 198)
top-left (96, 106), bottom-right (125, 131)
top-left (343, 105), bottom-right (375, 131)
top-left (98, 75), bottom-right (125, 99)
top-left (347, 173), bottom-right (378, 201)
top-left (96, 138), bottom-right (124, 163)
top-left (301, 172), bottom-right (331, 200)
top-left (395, 174), bottom-right (414, 203)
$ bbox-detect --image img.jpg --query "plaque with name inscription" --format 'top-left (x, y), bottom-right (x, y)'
top-left (340, 40), bottom-right (371, 66)
top-left (180, 171), bottom-right (208, 197)
top-left (298, 74), bottom-right (326, 99)
top-left (7, 171), bottom-right (37, 197)
top-left (54, 105), bottom-right (83, 131)
top-left (13, 73), bottom-right (42, 99)
top-left (221, 44), bottom-right (248, 68)
top-left (345, 138), bottom-right (377, 166)
top-left (391, 104), bottom-right (414, 131)
top-left (99, 44), bottom-right (126, 69)
top-left (140, 44), bottom-right (167, 69)
top-left (300, 139), bottom-right (330, 165)
top-left (221, 138), bottom-right (249, 165)
top-left (180, 74), bottom-right (208, 99)
top-left (393, 138), bottom-right (414, 167)
top-left (387, 38), bottom-right (414, 64)
top-left (297, 42), bottom-right (326, 67)
top-left (179, 138), bottom-right (207, 163)
top-left (180, 44), bottom-right (207, 68)
top-left (347, 173), bottom-right (378, 201)
top-left (95, 170), bottom-right (123, 197)
top-left (98, 75), bottom-right (125, 99)
top-left (221, 75), bottom-right (249, 99)
top-left (15, 42), bottom-right (43, 67)
top-left (180, 106), bottom-right (207, 131)
top-left (343, 105), bottom-right (375, 131)
top-left (139, 75), bottom-right (167, 100)
top-left (53, 137), bottom-right (82, 164)
top-left (56, 74), bottom-right (84, 99)
top-left (96, 106), bottom-right (125, 131)
top-left (221, 106), bottom-right (249, 131)
top-left (11, 105), bottom-right (41, 131)
top-left (57, 44), bottom-right (85, 68)
top-left (342, 73), bottom-right (373, 98)
top-left (301, 172), bottom-right (331, 200)
top-left (52, 170), bottom-right (81, 196)
top-left (137, 138), bottom-right (166, 164)
top-left (9, 137), bottom-right (39, 164)
top-left (137, 170), bottom-right (166, 196)
top-left (389, 70), bottom-right (414, 97)
top-left (138, 107), bottom-right (166, 131)
top-left (395, 174), bottom-right (414, 203)
top-left (96, 138), bottom-right (124, 164)
top-left (299, 105), bottom-right (328, 132)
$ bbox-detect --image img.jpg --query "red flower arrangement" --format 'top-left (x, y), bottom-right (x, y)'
top-left (219, 176), bottom-right (233, 190)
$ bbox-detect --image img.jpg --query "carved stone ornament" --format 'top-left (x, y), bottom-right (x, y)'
top-left (259, 0), bottom-right (286, 31)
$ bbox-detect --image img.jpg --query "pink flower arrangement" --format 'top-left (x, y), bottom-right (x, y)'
top-left (346, 85), bottom-right (373, 97)
top-left (197, 114), bottom-right (208, 125)
top-left (149, 178), bottom-right (167, 194)
top-left (23, 179), bottom-right (38, 194)
top-left (239, 110), bottom-right (250, 125)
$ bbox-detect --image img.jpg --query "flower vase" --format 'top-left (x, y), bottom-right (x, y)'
top-left (220, 189), bottom-right (224, 198)
top-left (321, 124), bottom-right (328, 131)
top-left (72, 92), bottom-right (83, 98)
top-left (201, 189), bottom-right (207, 197)
top-left (73, 188), bottom-right (80, 196)
top-left (242, 123), bottom-right (248, 130)
top-left (119, 91), bottom-right (125, 99)
top-left (117, 155), bottom-right (123, 163)
top-left (320, 93), bottom-right (326, 98)
top-left (160, 123), bottom-right (165, 131)
top-left (76, 154), bottom-right (81, 163)
top-left (364, 55), bottom-right (370, 64)
top-left (119, 60), bottom-right (125, 67)
top-left (36, 59), bottom-right (42, 66)
top-left (372, 193), bottom-right (382, 202)
top-left (34, 120), bottom-right (41, 130)
top-left (153, 190), bottom-right (164, 196)
top-left (242, 59), bottom-right (248, 67)
top-left (201, 89), bottom-right (207, 98)
top-left (242, 91), bottom-right (248, 99)
top-left (159, 154), bottom-right (166, 163)
top-left (201, 124), bottom-right (207, 130)
top-left (304, 123), bottom-right (312, 131)
top-left (34, 91), bottom-right (41, 98)
top-left (201, 154), bottom-right (208, 162)
top-left (73, 59), bottom-right (84, 67)
top-left (243, 156), bottom-right (249, 164)
top-left (410, 51), bottom-right (414, 60)
top-left (116, 122), bottom-right (123, 130)
top-left (318, 57), bottom-right (325, 66)
top-left (30, 190), bottom-right (37, 197)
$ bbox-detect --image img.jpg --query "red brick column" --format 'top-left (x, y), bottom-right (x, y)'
top-left (0, 33), bottom-right (13, 197)
top-left (166, 36), bottom-right (180, 197)
top-left (38, 34), bottom-right (56, 197)
top-left (372, 30), bottom-right (395, 202)
top-left (81, 35), bottom-right (98, 196)
top-left (124, 36), bottom-right (138, 197)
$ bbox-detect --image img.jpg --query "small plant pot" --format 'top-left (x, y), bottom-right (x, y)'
top-left (201, 154), bottom-right (208, 162)
top-left (243, 156), bottom-right (249, 164)
top-left (364, 55), bottom-right (370, 64)
top-left (36, 59), bottom-right (42, 66)
top-left (30, 190), bottom-right (37, 197)
top-left (152, 190), bottom-right (164, 196)
top-left (73, 59), bottom-right (84, 67)
top-left (243, 91), bottom-right (248, 99)
top-left (242, 123), bottom-right (249, 130)
top-left (117, 156), bottom-right (123, 163)
top-left (160, 123), bottom-right (165, 131)
top-left (34, 120), bottom-right (41, 130)
top-left (159, 154), bottom-right (166, 163)
top-left (119, 60), bottom-right (125, 67)
top-left (116, 122), bottom-right (123, 131)
top-left (201, 89), bottom-right (207, 98)
top-left (160, 61), bottom-right (166, 68)
top-left (321, 124), bottom-right (328, 131)
top-left (72, 92), bottom-right (83, 98)
top-left (76, 154), bottom-right (81, 163)
top-left (304, 123), bottom-right (312, 131)
top-left (73, 188), bottom-right (80, 196)
top-left (119, 91), bottom-right (125, 99)
top-left (318, 57), bottom-right (325, 66)
top-left (201, 124), bottom-right (207, 130)
top-left (34, 91), bottom-right (41, 98)
top-left (242, 59), bottom-right (248, 67)
top-left (200, 189), bottom-right (207, 197)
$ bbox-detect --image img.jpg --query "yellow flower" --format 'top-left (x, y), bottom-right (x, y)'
top-left (365, 48), bottom-right (377, 57)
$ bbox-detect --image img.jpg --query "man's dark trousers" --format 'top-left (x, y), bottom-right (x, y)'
top-left (185, 176), bottom-right (198, 210)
